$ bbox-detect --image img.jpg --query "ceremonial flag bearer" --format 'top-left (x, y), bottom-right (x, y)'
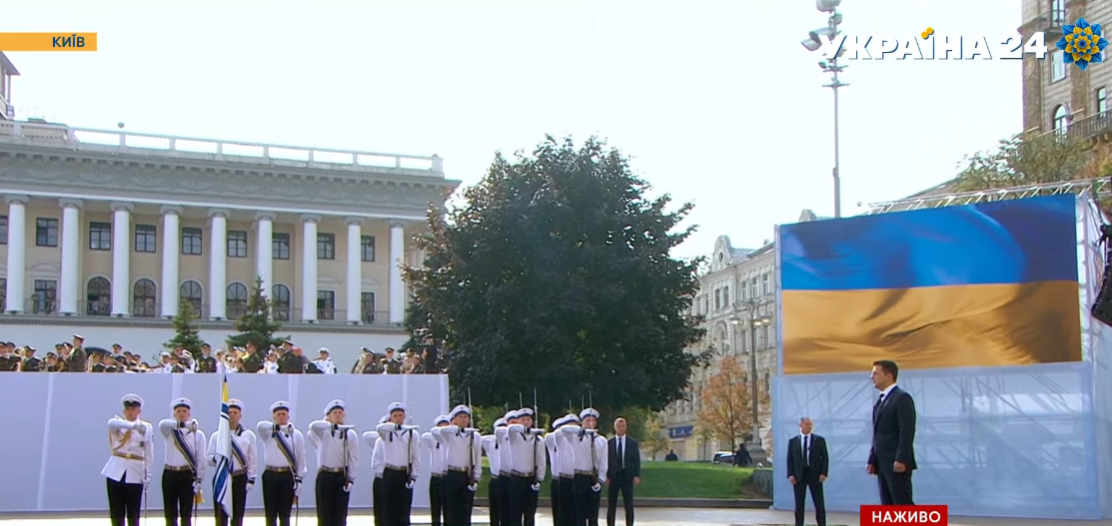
top-left (376, 402), bottom-right (422, 526)
top-left (422, 415), bottom-right (451, 526)
top-left (158, 398), bottom-right (207, 526)
top-left (308, 400), bottom-right (359, 526)
top-left (208, 397), bottom-right (257, 526)
top-left (433, 405), bottom-right (482, 526)
top-left (256, 401), bottom-right (307, 526)
top-left (103, 393), bottom-right (154, 526)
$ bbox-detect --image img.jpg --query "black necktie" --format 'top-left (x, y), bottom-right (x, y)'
top-left (873, 393), bottom-right (884, 422)
top-left (803, 436), bottom-right (810, 466)
top-left (619, 438), bottom-right (625, 468)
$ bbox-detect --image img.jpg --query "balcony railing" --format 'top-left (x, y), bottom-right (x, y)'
top-left (0, 120), bottom-right (445, 176)
top-left (2, 299), bottom-right (395, 326)
top-left (1065, 110), bottom-right (1112, 139)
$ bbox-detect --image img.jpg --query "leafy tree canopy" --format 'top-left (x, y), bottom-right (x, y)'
top-left (695, 356), bottom-right (770, 452)
top-left (227, 276), bottom-right (288, 351)
top-left (954, 132), bottom-right (1112, 198)
top-left (405, 136), bottom-right (706, 414)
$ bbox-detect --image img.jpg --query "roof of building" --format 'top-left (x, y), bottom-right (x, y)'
top-left (0, 52), bottom-right (19, 76)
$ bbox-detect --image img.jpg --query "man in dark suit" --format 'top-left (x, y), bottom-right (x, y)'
top-left (786, 417), bottom-right (828, 526)
top-left (867, 359), bottom-right (917, 505)
top-left (606, 418), bottom-right (641, 526)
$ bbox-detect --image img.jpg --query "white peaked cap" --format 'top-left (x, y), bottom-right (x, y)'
top-left (228, 399), bottom-right (244, 411)
top-left (552, 415), bottom-right (569, 429)
top-left (494, 418), bottom-right (507, 427)
top-left (449, 405), bottom-right (471, 420)
top-left (565, 413), bottom-right (581, 423)
top-left (324, 399), bottom-right (345, 415)
top-left (504, 410), bottom-right (519, 421)
top-left (271, 401), bottom-right (291, 413)
top-left (518, 408), bottom-right (535, 417)
top-left (580, 408), bottom-right (599, 420)
top-left (434, 414), bottom-right (450, 426)
top-left (388, 402), bottom-right (407, 413)
top-left (172, 398), bottom-right (192, 410)
top-left (121, 393), bottom-right (143, 406)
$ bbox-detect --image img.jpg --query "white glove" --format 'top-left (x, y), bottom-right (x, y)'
top-left (467, 483), bottom-right (478, 492)
top-left (293, 477), bottom-right (302, 493)
top-left (343, 483), bottom-right (352, 493)
top-left (591, 483), bottom-right (601, 492)
top-left (132, 421), bottom-right (147, 432)
top-left (246, 482), bottom-right (254, 492)
top-left (194, 481), bottom-right (203, 494)
top-left (208, 456), bottom-right (217, 467)
top-left (338, 424), bottom-right (356, 431)
top-left (531, 482), bottom-right (541, 491)
top-left (405, 479), bottom-right (415, 489)
top-left (188, 420), bottom-right (199, 432)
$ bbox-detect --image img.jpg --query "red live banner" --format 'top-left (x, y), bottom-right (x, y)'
top-left (860, 505), bottom-right (948, 526)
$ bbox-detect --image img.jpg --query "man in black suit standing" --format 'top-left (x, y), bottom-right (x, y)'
top-left (786, 417), bottom-right (828, 526)
top-left (867, 359), bottom-right (917, 505)
top-left (606, 418), bottom-right (641, 526)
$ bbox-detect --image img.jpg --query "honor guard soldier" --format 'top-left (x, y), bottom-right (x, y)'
top-left (68, 334), bottom-right (88, 372)
top-left (308, 400), bottom-right (359, 526)
top-left (432, 405), bottom-right (482, 526)
top-left (158, 398), bottom-right (207, 526)
top-left (559, 409), bottom-right (608, 526)
top-left (482, 417), bottom-right (509, 526)
top-left (552, 414), bottom-right (581, 526)
top-left (197, 344), bottom-right (218, 373)
top-left (22, 346), bottom-right (43, 372)
top-left (545, 417), bottom-right (566, 526)
top-left (497, 411), bottom-right (517, 525)
top-left (103, 394), bottom-right (154, 526)
top-left (364, 415), bottom-right (387, 526)
top-left (376, 402), bottom-right (422, 526)
top-left (422, 415), bottom-right (450, 526)
top-left (508, 408), bottom-right (547, 526)
top-left (256, 401), bottom-right (307, 526)
top-left (208, 399), bottom-right (257, 526)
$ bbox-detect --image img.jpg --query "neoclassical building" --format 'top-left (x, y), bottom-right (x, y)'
top-left (0, 54), bottom-right (459, 364)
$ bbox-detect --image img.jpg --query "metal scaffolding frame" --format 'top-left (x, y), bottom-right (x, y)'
top-left (865, 178), bottom-right (1111, 215)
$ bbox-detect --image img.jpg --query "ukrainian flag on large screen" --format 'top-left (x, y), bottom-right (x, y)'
top-left (780, 194), bottom-right (1082, 375)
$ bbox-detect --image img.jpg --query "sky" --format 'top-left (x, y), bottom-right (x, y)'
top-left (2, 0), bottom-right (1022, 260)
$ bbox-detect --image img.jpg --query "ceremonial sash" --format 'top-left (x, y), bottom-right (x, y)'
top-left (230, 433), bottom-right (248, 470)
top-left (274, 428), bottom-right (297, 468)
top-left (171, 428), bottom-right (198, 473)
top-left (109, 416), bottom-right (133, 454)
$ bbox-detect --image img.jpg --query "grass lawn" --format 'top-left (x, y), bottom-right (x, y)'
top-left (474, 460), bottom-right (759, 499)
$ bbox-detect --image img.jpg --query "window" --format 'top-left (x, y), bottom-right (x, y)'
top-left (182, 227), bottom-right (203, 255)
top-left (361, 292), bottom-right (376, 323)
top-left (132, 279), bottom-right (157, 317)
top-left (740, 280), bottom-right (748, 301)
top-left (272, 284), bottom-right (291, 321)
top-left (134, 225), bottom-right (157, 253)
top-left (226, 282), bottom-right (248, 318)
top-left (361, 235), bottom-right (376, 262)
top-left (317, 290), bottom-right (336, 320)
top-left (1051, 0), bottom-right (1066, 25)
top-left (762, 273), bottom-right (770, 296)
top-left (0, 215), bottom-right (7, 245)
top-left (272, 233), bottom-right (291, 260)
top-left (723, 286), bottom-right (729, 306)
top-left (86, 277), bottom-right (110, 315)
top-left (35, 218), bottom-right (58, 247)
top-left (1053, 105), bottom-right (1069, 133)
top-left (180, 280), bottom-right (203, 316)
top-left (1098, 87), bottom-right (1108, 115)
top-left (32, 279), bottom-right (56, 314)
top-left (89, 222), bottom-right (112, 251)
top-left (741, 330), bottom-right (749, 352)
top-left (714, 289), bottom-right (721, 311)
top-left (317, 233), bottom-right (336, 260)
top-left (1052, 51), bottom-right (1066, 82)
top-left (227, 230), bottom-right (248, 258)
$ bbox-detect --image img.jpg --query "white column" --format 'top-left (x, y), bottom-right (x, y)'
top-left (346, 218), bottom-right (363, 324)
top-left (255, 212), bottom-right (275, 296)
top-left (4, 195), bottom-right (28, 313)
top-left (58, 198), bottom-right (82, 315)
top-left (301, 214), bottom-right (320, 322)
top-left (160, 205), bottom-right (182, 318)
top-left (110, 202), bottom-right (132, 317)
top-left (388, 220), bottom-right (406, 324)
top-left (208, 208), bottom-right (229, 320)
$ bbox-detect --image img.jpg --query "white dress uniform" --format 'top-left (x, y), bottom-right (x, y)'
top-left (433, 405), bottom-right (482, 526)
top-left (507, 410), bottom-right (548, 525)
top-left (364, 416), bottom-right (387, 526)
top-left (157, 398), bottom-right (207, 526)
top-left (559, 408), bottom-right (609, 526)
top-left (256, 401), bottom-right (307, 526)
top-left (553, 414), bottom-right (581, 526)
top-left (376, 401), bottom-right (422, 525)
top-left (103, 393), bottom-right (154, 526)
top-left (483, 419), bottom-right (510, 526)
top-left (307, 399), bottom-right (359, 526)
top-left (206, 399), bottom-right (257, 526)
top-left (422, 415), bottom-right (450, 526)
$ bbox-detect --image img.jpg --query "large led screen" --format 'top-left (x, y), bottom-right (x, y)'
top-left (779, 194), bottom-right (1082, 375)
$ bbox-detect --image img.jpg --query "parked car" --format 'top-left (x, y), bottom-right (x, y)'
top-left (711, 451), bottom-right (734, 465)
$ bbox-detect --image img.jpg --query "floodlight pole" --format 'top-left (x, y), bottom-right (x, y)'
top-left (819, 8), bottom-right (848, 219)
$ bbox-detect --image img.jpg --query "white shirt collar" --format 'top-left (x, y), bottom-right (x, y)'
top-left (879, 383), bottom-right (897, 399)
top-left (800, 432), bottom-right (811, 439)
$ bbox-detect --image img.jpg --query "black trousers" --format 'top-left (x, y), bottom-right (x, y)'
top-left (510, 475), bottom-right (540, 526)
top-left (557, 476), bottom-right (575, 526)
top-left (792, 469), bottom-right (826, 526)
top-left (315, 470), bottom-right (351, 526)
top-left (488, 476), bottom-right (504, 526)
top-left (606, 472), bottom-right (635, 526)
top-left (382, 468), bottom-right (414, 526)
top-left (429, 475), bottom-right (444, 526)
top-left (106, 473), bottom-right (143, 526)
top-left (550, 478), bottom-right (562, 526)
top-left (215, 474), bottom-right (249, 526)
top-left (878, 469), bottom-right (914, 505)
top-left (162, 469), bottom-right (196, 526)
top-left (572, 474), bottom-right (601, 526)
top-left (373, 477), bottom-right (383, 526)
top-left (262, 469), bottom-right (295, 526)
top-left (443, 471), bottom-right (475, 526)
top-left (497, 475), bottom-right (511, 526)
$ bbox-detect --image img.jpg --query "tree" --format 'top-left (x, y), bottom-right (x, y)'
top-left (695, 356), bottom-right (770, 453)
top-left (226, 276), bottom-right (288, 351)
top-left (404, 136), bottom-right (707, 415)
top-left (165, 297), bottom-right (205, 359)
top-left (640, 411), bottom-right (670, 461)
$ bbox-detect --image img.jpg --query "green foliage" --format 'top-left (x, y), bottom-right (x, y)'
top-left (471, 461), bottom-right (757, 499)
top-left (164, 297), bottom-right (204, 359)
top-left (954, 132), bottom-right (1109, 190)
top-left (405, 136), bottom-right (707, 415)
top-left (640, 412), bottom-right (670, 461)
top-left (226, 276), bottom-right (287, 350)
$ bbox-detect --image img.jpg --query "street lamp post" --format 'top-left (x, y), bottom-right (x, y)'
top-left (801, 0), bottom-right (848, 218)
top-left (731, 300), bottom-right (771, 447)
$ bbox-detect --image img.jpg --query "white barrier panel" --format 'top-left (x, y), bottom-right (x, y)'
top-left (0, 373), bottom-right (449, 513)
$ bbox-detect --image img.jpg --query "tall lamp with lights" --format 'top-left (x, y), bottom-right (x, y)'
top-left (801, 0), bottom-right (848, 218)
top-left (730, 307), bottom-right (772, 449)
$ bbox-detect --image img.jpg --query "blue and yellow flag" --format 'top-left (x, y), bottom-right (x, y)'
top-left (213, 374), bottom-right (232, 515)
top-left (779, 194), bottom-right (1082, 375)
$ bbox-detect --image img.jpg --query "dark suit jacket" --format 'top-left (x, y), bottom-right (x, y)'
top-left (607, 435), bottom-right (641, 481)
top-left (786, 434), bottom-right (829, 481)
top-left (868, 386), bottom-right (917, 472)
